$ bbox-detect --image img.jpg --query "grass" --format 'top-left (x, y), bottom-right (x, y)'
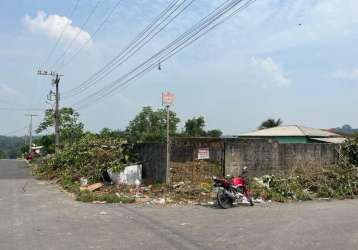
top-left (76, 191), bottom-right (135, 203)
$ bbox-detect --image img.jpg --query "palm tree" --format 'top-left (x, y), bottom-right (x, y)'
top-left (259, 118), bottom-right (283, 130)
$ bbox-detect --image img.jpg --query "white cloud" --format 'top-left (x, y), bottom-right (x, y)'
top-left (23, 11), bottom-right (91, 47)
top-left (0, 84), bottom-right (20, 98)
top-left (333, 69), bottom-right (358, 80)
top-left (250, 57), bottom-right (291, 88)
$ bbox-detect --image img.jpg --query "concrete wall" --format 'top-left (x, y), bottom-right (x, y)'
top-left (135, 143), bottom-right (166, 183)
top-left (170, 139), bottom-right (224, 183)
top-left (225, 140), bottom-right (339, 177)
top-left (136, 139), bottom-right (340, 183)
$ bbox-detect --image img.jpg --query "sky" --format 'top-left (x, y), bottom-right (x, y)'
top-left (0, 0), bottom-right (358, 136)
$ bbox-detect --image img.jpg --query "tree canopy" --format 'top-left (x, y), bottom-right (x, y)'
top-left (36, 107), bottom-right (84, 145)
top-left (259, 118), bottom-right (283, 130)
top-left (126, 106), bottom-right (180, 142)
top-left (0, 136), bottom-right (25, 159)
top-left (183, 116), bottom-right (222, 137)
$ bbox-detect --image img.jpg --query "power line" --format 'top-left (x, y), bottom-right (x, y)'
top-left (74, 0), bottom-right (255, 110)
top-left (50, 0), bottom-right (103, 70)
top-left (0, 107), bottom-right (46, 112)
top-left (39, 0), bottom-right (81, 70)
top-left (57, 0), bottom-right (123, 70)
top-left (73, 0), bottom-right (238, 108)
top-left (62, 0), bottom-right (191, 99)
top-left (62, 0), bottom-right (186, 98)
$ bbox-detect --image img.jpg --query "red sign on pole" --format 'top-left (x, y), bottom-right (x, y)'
top-left (162, 92), bottom-right (175, 106)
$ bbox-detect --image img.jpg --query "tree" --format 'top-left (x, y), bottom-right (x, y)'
top-left (99, 128), bottom-right (125, 138)
top-left (126, 106), bottom-right (180, 142)
top-left (207, 129), bottom-right (223, 138)
top-left (0, 150), bottom-right (6, 159)
top-left (184, 116), bottom-right (206, 137)
top-left (183, 116), bottom-right (222, 137)
top-left (36, 107), bottom-right (84, 145)
top-left (33, 134), bottom-right (55, 155)
top-left (0, 136), bottom-right (25, 159)
top-left (259, 118), bottom-right (283, 130)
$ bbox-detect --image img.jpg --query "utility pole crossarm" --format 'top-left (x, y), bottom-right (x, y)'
top-left (37, 70), bottom-right (63, 77)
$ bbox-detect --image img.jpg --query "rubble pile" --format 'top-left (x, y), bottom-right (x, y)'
top-left (90, 181), bottom-right (217, 206)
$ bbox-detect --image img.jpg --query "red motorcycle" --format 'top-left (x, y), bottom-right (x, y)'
top-left (213, 167), bottom-right (254, 209)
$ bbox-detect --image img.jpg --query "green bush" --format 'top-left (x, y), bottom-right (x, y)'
top-left (43, 134), bottom-right (135, 183)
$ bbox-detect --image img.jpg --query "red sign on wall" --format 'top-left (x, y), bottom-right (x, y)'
top-left (198, 148), bottom-right (210, 160)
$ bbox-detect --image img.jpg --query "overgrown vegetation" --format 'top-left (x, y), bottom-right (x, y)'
top-left (32, 133), bottom-right (137, 203)
top-left (41, 134), bottom-right (135, 183)
top-left (251, 139), bottom-right (358, 202)
top-left (0, 135), bottom-right (25, 159)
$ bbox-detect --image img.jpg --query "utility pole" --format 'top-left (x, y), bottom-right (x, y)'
top-left (162, 92), bottom-right (175, 184)
top-left (25, 114), bottom-right (38, 153)
top-left (38, 70), bottom-right (63, 153)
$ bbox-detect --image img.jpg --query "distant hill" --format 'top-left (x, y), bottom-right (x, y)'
top-left (333, 125), bottom-right (358, 135)
top-left (0, 136), bottom-right (25, 159)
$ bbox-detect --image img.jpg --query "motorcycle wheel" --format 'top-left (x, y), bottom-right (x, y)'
top-left (217, 189), bottom-right (233, 209)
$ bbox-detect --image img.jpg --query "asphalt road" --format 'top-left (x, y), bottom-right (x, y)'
top-left (0, 159), bottom-right (358, 250)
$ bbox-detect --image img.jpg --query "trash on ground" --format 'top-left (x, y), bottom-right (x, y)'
top-left (80, 182), bottom-right (104, 192)
top-left (80, 177), bottom-right (88, 187)
top-left (107, 165), bottom-right (142, 185)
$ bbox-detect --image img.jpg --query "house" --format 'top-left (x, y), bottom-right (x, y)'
top-left (239, 125), bottom-right (346, 144)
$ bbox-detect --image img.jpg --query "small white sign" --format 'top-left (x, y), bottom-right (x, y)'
top-left (198, 148), bottom-right (210, 160)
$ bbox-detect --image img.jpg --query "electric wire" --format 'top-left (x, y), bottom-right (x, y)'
top-left (62, 0), bottom-right (180, 97)
top-left (57, 0), bottom-right (123, 70)
top-left (73, 0), bottom-right (241, 108)
top-left (50, 0), bottom-right (103, 70)
top-left (64, 0), bottom-right (194, 99)
top-left (39, 0), bottom-right (81, 70)
top-left (74, 0), bottom-right (255, 110)
top-left (0, 108), bottom-right (46, 111)
top-left (62, 0), bottom-right (190, 98)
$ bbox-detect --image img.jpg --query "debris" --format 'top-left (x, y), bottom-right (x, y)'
top-left (99, 211), bottom-right (107, 215)
top-left (180, 222), bottom-right (190, 226)
top-left (153, 198), bottom-right (166, 205)
top-left (108, 165), bottom-right (142, 185)
top-left (80, 183), bottom-right (103, 192)
top-left (172, 181), bottom-right (185, 189)
top-left (207, 201), bottom-right (215, 205)
top-left (92, 201), bottom-right (107, 204)
top-left (318, 198), bottom-right (331, 201)
top-left (253, 198), bottom-right (266, 204)
top-left (80, 177), bottom-right (88, 187)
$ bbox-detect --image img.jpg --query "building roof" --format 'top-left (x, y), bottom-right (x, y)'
top-left (240, 125), bottom-right (342, 138)
top-left (311, 137), bottom-right (347, 144)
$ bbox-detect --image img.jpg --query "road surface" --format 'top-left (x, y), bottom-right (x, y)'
top-left (0, 159), bottom-right (357, 250)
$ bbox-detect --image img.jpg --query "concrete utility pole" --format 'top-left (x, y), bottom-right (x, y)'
top-left (25, 114), bottom-right (38, 153)
top-left (162, 92), bottom-right (175, 184)
top-left (38, 70), bottom-right (63, 153)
